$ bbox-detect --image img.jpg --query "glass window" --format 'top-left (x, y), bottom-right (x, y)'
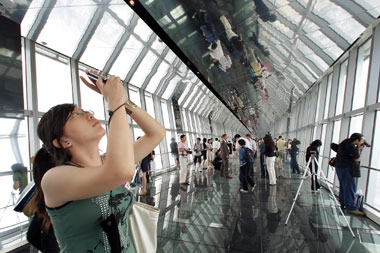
top-left (162, 76), bottom-right (181, 100)
top-left (0, 175), bottom-right (29, 234)
top-left (36, 1), bottom-right (97, 56)
top-left (80, 12), bottom-right (125, 70)
top-left (79, 67), bottom-right (106, 120)
top-left (366, 170), bottom-right (380, 210)
top-left (161, 101), bottom-right (171, 129)
top-left (328, 120), bottom-right (341, 183)
top-left (36, 50), bottom-right (73, 112)
top-left (324, 74), bottom-right (332, 120)
top-left (133, 19), bottom-right (153, 41)
top-left (0, 118), bottom-right (30, 173)
top-left (128, 86), bottom-right (141, 107)
top-left (370, 111), bottom-right (380, 169)
top-left (178, 83), bottom-right (192, 105)
top-left (352, 39), bottom-right (372, 111)
top-left (335, 60), bottom-right (348, 115)
top-left (21, 0), bottom-right (45, 36)
top-left (349, 114), bottom-right (363, 136)
top-left (133, 127), bottom-right (144, 141)
top-left (145, 62), bottom-right (169, 93)
top-left (144, 93), bottom-right (155, 119)
top-left (129, 50), bottom-right (158, 88)
top-left (109, 35), bottom-right (144, 79)
top-left (182, 109), bottom-right (188, 132)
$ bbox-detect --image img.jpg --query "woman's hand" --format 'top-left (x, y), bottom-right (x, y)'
top-left (80, 70), bottom-right (126, 109)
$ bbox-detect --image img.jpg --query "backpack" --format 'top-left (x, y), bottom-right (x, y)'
top-left (244, 147), bottom-right (255, 164)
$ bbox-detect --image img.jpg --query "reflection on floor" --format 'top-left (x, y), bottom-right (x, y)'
top-left (136, 158), bottom-right (380, 252)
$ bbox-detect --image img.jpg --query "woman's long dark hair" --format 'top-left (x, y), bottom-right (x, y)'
top-left (32, 103), bottom-right (75, 231)
top-left (310, 139), bottom-right (322, 147)
top-left (263, 135), bottom-right (275, 150)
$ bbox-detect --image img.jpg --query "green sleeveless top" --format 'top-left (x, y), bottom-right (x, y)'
top-left (46, 186), bottom-right (135, 252)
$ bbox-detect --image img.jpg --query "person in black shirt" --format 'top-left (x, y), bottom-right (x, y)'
top-left (306, 140), bottom-right (322, 191)
top-left (335, 133), bottom-right (367, 216)
top-left (290, 138), bottom-right (301, 174)
top-left (170, 138), bottom-right (179, 167)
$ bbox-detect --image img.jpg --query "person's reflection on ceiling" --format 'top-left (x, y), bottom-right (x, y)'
top-left (219, 15), bottom-right (245, 61)
top-left (192, 10), bottom-right (219, 50)
top-left (252, 0), bottom-right (277, 23)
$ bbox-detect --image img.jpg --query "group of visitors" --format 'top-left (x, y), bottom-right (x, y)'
top-left (18, 65), bottom-right (369, 253)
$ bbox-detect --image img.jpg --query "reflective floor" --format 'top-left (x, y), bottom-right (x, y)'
top-left (136, 158), bottom-right (380, 252)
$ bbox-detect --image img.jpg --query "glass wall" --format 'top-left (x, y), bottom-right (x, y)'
top-left (273, 27), bottom-right (380, 223)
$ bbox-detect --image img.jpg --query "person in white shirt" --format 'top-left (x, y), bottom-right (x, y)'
top-left (245, 134), bottom-right (257, 178)
top-left (246, 134), bottom-right (257, 157)
top-left (234, 134), bottom-right (251, 154)
top-left (213, 138), bottom-right (221, 154)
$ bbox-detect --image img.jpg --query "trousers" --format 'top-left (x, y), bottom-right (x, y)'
top-left (239, 163), bottom-right (254, 190)
top-left (179, 156), bottom-right (188, 183)
top-left (266, 157), bottom-right (276, 185)
top-left (336, 167), bottom-right (357, 211)
top-left (221, 158), bottom-right (229, 176)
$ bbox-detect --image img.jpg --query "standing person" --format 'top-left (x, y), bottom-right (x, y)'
top-left (213, 138), bottom-right (221, 154)
top-left (245, 134), bottom-right (257, 178)
top-left (220, 134), bottom-right (232, 179)
top-left (306, 140), bottom-right (322, 191)
top-left (207, 139), bottom-right (214, 169)
top-left (137, 136), bottom-right (151, 196)
top-left (286, 139), bottom-right (292, 161)
top-left (238, 139), bottom-right (255, 192)
top-left (264, 135), bottom-right (277, 185)
top-left (202, 138), bottom-right (208, 170)
top-left (170, 137), bottom-right (179, 167)
top-left (290, 138), bottom-right (301, 174)
top-left (32, 73), bottom-right (165, 252)
top-left (259, 138), bottom-right (267, 178)
top-left (193, 138), bottom-right (203, 172)
top-left (11, 163), bottom-right (28, 194)
top-left (335, 133), bottom-right (368, 216)
top-left (178, 135), bottom-right (191, 185)
top-left (276, 136), bottom-right (286, 177)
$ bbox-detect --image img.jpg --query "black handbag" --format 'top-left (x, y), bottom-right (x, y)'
top-left (27, 215), bottom-right (60, 252)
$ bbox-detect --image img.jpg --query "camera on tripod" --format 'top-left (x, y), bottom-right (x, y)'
top-left (309, 151), bottom-right (317, 156)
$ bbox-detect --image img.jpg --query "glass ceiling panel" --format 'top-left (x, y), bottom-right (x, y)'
top-left (108, 3), bottom-right (134, 26)
top-left (305, 52), bottom-right (329, 71)
top-left (183, 85), bottom-right (199, 108)
top-left (146, 62), bottom-right (170, 93)
top-left (302, 19), bottom-right (320, 34)
top-left (178, 83), bottom-right (192, 105)
top-left (20, 0), bottom-right (45, 37)
top-left (80, 11), bottom-right (124, 70)
top-left (330, 19), bottom-right (365, 44)
top-left (164, 50), bottom-right (177, 64)
top-left (277, 5), bottom-right (302, 26)
top-left (354, 0), bottom-right (380, 17)
top-left (134, 18), bottom-right (153, 41)
top-left (162, 76), bottom-right (182, 100)
top-left (151, 37), bottom-right (167, 53)
top-left (129, 50), bottom-right (159, 88)
top-left (109, 35), bottom-right (143, 79)
top-left (36, 0), bottom-right (97, 57)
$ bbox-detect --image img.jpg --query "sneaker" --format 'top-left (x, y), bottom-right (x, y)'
top-left (240, 189), bottom-right (249, 193)
top-left (347, 210), bottom-right (365, 216)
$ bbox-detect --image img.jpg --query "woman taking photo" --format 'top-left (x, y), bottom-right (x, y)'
top-left (32, 72), bottom-right (165, 252)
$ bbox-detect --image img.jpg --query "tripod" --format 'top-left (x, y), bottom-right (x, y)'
top-left (284, 153), bottom-right (355, 238)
